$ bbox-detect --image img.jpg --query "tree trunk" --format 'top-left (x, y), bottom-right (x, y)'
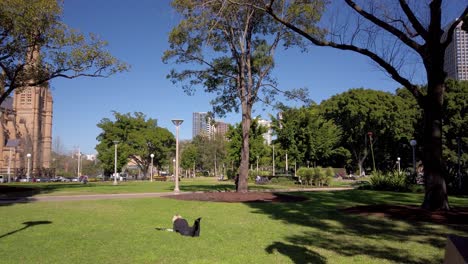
top-left (238, 108), bottom-right (251, 192)
top-left (421, 53), bottom-right (450, 210)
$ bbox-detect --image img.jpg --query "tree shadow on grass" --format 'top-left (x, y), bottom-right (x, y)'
top-left (175, 183), bottom-right (295, 193)
top-left (0, 184), bottom-right (94, 206)
top-left (0, 221), bottom-right (52, 239)
top-left (265, 241), bottom-right (326, 264)
top-left (246, 190), bottom-right (468, 263)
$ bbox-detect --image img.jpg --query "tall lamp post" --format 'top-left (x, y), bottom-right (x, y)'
top-left (368, 132), bottom-right (376, 171)
top-left (410, 139), bottom-right (417, 174)
top-left (7, 148), bottom-right (12, 183)
top-left (113, 140), bottom-right (119, 185)
top-left (26, 153), bottom-right (31, 182)
top-left (77, 151), bottom-right (81, 177)
top-left (397, 157), bottom-right (401, 174)
top-left (172, 119), bottom-right (183, 192)
top-left (272, 145), bottom-right (275, 176)
top-left (150, 153), bottom-right (154, 182)
top-left (256, 156), bottom-right (259, 176)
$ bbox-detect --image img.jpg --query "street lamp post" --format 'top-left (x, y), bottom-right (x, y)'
top-left (256, 156), bottom-right (259, 176)
top-left (272, 145), bottom-right (275, 176)
top-left (397, 157), bottom-right (401, 174)
top-left (26, 153), bottom-right (31, 182)
top-left (113, 140), bottom-right (119, 185)
top-left (7, 148), bottom-right (12, 183)
top-left (150, 153), bottom-right (154, 182)
top-left (77, 151), bottom-right (81, 177)
top-left (172, 119), bottom-right (184, 192)
top-left (285, 153), bottom-right (288, 175)
top-left (368, 132), bottom-right (376, 172)
top-left (410, 139), bottom-right (417, 174)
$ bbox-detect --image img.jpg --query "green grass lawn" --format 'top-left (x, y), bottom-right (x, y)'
top-left (0, 177), bottom-right (353, 197)
top-left (0, 182), bottom-right (467, 263)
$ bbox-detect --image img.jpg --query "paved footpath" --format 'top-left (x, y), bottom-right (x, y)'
top-left (0, 187), bottom-right (353, 204)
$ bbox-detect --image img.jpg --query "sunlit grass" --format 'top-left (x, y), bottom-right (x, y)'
top-left (0, 188), bottom-right (466, 263)
top-left (1, 177), bottom-right (352, 197)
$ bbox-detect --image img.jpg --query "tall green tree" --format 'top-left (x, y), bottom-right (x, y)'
top-left (259, 0), bottom-right (467, 210)
top-left (320, 89), bottom-right (419, 174)
top-left (95, 112), bottom-right (175, 177)
top-left (272, 105), bottom-right (348, 169)
top-left (226, 118), bottom-right (269, 176)
top-left (442, 80), bottom-right (468, 189)
top-left (180, 143), bottom-right (198, 177)
top-left (0, 0), bottom-right (128, 104)
top-left (163, 0), bottom-right (324, 192)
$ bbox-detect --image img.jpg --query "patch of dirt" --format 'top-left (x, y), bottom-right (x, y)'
top-left (342, 204), bottom-right (468, 225)
top-left (163, 191), bottom-right (308, 203)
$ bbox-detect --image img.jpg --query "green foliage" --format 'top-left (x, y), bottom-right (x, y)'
top-left (297, 166), bottom-right (332, 186)
top-left (320, 88), bottom-right (419, 172)
top-left (367, 170), bottom-right (410, 192)
top-left (226, 118), bottom-right (270, 167)
top-left (272, 105), bottom-right (349, 168)
top-left (189, 133), bottom-right (227, 175)
top-left (0, 0), bottom-right (128, 104)
top-left (95, 112), bottom-right (175, 176)
top-left (442, 80), bottom-right (468, 191)
top-left (180, 143), bottom-right (197, 170)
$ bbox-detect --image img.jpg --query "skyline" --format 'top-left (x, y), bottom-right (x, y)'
top-left (51, 0), bottom-right (429, 154)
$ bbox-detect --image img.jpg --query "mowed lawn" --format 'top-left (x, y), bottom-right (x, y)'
top-left (0, 177), bottom-right (349, 197)
top-left (0, 180), bottom-right (467, 263)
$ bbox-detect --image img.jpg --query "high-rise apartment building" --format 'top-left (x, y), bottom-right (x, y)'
top-left (192, 112), bottom-right (211, 138)
top-left (215, 121), bottom-right (229, 137)
top-left (444, 21), bottom-right (468, 80)
top-left (258, 119), bottom-right (272, 145)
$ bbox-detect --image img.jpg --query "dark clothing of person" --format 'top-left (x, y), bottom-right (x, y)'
top-left (173, 217), bottom-right (201, 237)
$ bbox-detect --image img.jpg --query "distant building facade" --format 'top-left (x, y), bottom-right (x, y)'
top-left (444, 21), bottom-right (468, 80)
top-left (192, 112), bottom-right (211, 138)
top-left (258, 119), bottom-right (272, 145)
top-left (215, 121), bottom-right (229, 137)
top-left (0, 47), bottom-right (53, 179)
top-left (192, 112), bottom-right (230, 139)
top-left (0, 86), bottom-right (53, 178)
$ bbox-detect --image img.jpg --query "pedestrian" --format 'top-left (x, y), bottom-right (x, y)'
top-left (156, 215), bottom-right (201, 237)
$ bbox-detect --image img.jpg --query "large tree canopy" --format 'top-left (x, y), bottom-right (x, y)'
top-left (253, 0), bottom-right (468, 210)
top-left (0, 0), bottom-right (128, 104)
top-left (163, 0), bottom-right (325, 192)
top-left (272, 105), bottom-right (348, 169)
top-left (320, 88), bottom-right (419, 174)
top-left (95, 112), bottom-right (175, 177)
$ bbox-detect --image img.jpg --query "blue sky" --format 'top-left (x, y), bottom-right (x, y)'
top-left (51, 0), bottom-right (427, 154)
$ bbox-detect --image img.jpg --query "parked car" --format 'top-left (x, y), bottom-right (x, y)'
top-left (0, 175), bottom-right (5, 183)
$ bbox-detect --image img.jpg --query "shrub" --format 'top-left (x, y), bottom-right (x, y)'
top-left (368, 170), bottom-right (410, 192)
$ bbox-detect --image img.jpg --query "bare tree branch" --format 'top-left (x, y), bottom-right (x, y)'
top-left (344, 0), bottom-right (422, 53)
top-left (264, 4), bottom-right (423, 103)
top-left (398, 0), bottom-right (428, 39)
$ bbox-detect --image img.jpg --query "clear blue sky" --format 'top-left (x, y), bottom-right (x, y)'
top-left (51, 0), bottom-right (428, 155)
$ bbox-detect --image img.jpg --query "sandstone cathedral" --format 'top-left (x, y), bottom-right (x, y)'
top-left (0, 78), bottom-right (53, 181)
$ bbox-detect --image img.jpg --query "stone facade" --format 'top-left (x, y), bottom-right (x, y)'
top-left (0, 85), bottom-right (53, 179)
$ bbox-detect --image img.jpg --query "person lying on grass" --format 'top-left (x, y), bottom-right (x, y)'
top-left (156, 214), bottom-right (201, 237)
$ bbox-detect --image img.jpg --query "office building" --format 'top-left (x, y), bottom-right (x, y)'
top-left (444, 21), bottom-right (468, 80)
top-left (192, 112), bottom-right (211, 138)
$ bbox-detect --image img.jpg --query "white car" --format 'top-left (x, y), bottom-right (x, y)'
top-left (0, 175), bottom-right (4, 183)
